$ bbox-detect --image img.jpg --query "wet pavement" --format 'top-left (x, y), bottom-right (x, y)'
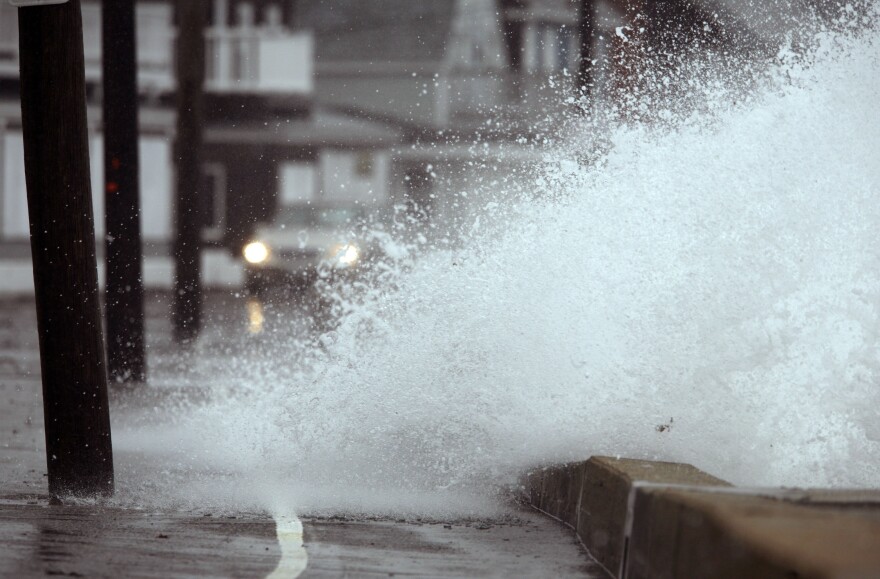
top-left (0, 495), bottom-right (592, 578)
top-left (0, 500), bottom-right (281, 578)
top-left (0, 293), bottom-right (595, 577)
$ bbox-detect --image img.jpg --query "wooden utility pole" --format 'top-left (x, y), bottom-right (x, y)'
top-left (17, 0), bottom-right (114, 497)
top-left (578, 0), bottom-right (596, 96)
top-left (102, 0), bottom-right (147, 382)
top-left (172, 0), bottom-right (207, 342)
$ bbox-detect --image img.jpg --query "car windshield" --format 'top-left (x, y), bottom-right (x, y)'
top-left (274, 206), bottom-right (363, 229)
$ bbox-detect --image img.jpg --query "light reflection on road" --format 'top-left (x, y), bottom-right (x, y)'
top-left (246, 298), bottom-right (265, 335)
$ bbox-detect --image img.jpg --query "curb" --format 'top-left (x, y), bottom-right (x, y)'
top-left (523, 456), bottom-right (880, 579)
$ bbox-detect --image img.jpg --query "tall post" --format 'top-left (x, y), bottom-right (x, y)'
top-left (102, 0), bottom-right (147, 382)
top-left (578, 0), bottom-right (596, 96)
top-left (17, 0), bottom-right (114, 497)
top-left (172, 0), bottom-right (207, 342)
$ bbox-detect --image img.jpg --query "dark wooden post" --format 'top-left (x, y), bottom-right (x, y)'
top-left (102, 0), bottom-right (147, 383)
top-left (17, 0), bottom-right (114, 497)
top-left (172, 0), bottom-right (207, 343)
top-left (578, 0), bottom-right (596, 96)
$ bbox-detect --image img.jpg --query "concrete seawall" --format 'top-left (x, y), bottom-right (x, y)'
top-left (523, 456), bottom-right (880, 579)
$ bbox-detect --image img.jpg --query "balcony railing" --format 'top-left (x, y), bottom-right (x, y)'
top-left (205, 28), bottom-right (313, 94)
top-left (0, 3), bottom-right (312, 97)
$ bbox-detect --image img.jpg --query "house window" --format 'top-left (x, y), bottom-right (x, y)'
top-left (557, 28), bottom-right (572, 71)
top-left (235, 2), bottom-right (255, 27)
top-left (265, 4), bottom-right (283, 29)
top-left (525, 24), bottom-right (572, 73)
top-left (320, 150), bottom-right (388, 204)
top-left (471, 42), bottom-right (485, 66)
top-left (200, 163), bottom-right (227, 242)
top-left (504, 20), bottom-right (523, 72)
top-left (403, 166), bottom-right (433, 221)
top-left (355, 151), bottom-right (374, 178)
top-left (279, 162), bottom-right (316, 205)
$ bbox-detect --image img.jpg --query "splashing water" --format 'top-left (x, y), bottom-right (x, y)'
top-left (113, 6), bottom-right (880, 517)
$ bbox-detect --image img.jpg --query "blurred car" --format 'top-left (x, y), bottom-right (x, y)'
top-left (241, 204), bottom-right (377, 295)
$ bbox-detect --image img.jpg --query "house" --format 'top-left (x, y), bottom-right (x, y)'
top-left (296, 0), bottom-right (580, 229)
top-left (0, 0), bottom-right (400, 291)
top-left (1, 0), bottom-right (592, 287)
top-left (200, 0), bottom-right (403, 253)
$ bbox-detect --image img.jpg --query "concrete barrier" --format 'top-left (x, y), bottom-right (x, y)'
top-left (627, 487), bottom-right (880, 579)
top-left (523, 457), bottom-right (880, 579)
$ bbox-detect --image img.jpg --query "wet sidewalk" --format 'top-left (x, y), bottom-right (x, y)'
top-left (0, 294), bottom-right (595, 578)
top-left (0, 500), bottom-right (281, 578)
top-left (0, 494), bottom-right (593, 578)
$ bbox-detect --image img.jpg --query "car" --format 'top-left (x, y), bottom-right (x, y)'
top-left (241, 203), bottom-right (381, 296)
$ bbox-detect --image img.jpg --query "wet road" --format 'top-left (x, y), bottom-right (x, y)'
top-left (0, 293), bottom-right (595, 577)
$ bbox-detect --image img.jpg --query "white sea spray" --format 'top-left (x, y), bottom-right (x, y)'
top-left (113, 4), bottom-right (880, 516)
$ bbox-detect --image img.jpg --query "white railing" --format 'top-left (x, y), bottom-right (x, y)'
top-left (0, 3), bottom-right (312, 97)
top-left (205, 28), bottom-right (313, 94)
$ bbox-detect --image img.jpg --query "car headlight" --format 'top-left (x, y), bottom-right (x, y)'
top-left (243, 241), bottom-right (270, 264)
top-left (329, 243), bottom-right (360, 268)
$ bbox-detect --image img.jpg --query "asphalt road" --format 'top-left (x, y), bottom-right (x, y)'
top-left (0, 292), bottom-right (596, 578)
